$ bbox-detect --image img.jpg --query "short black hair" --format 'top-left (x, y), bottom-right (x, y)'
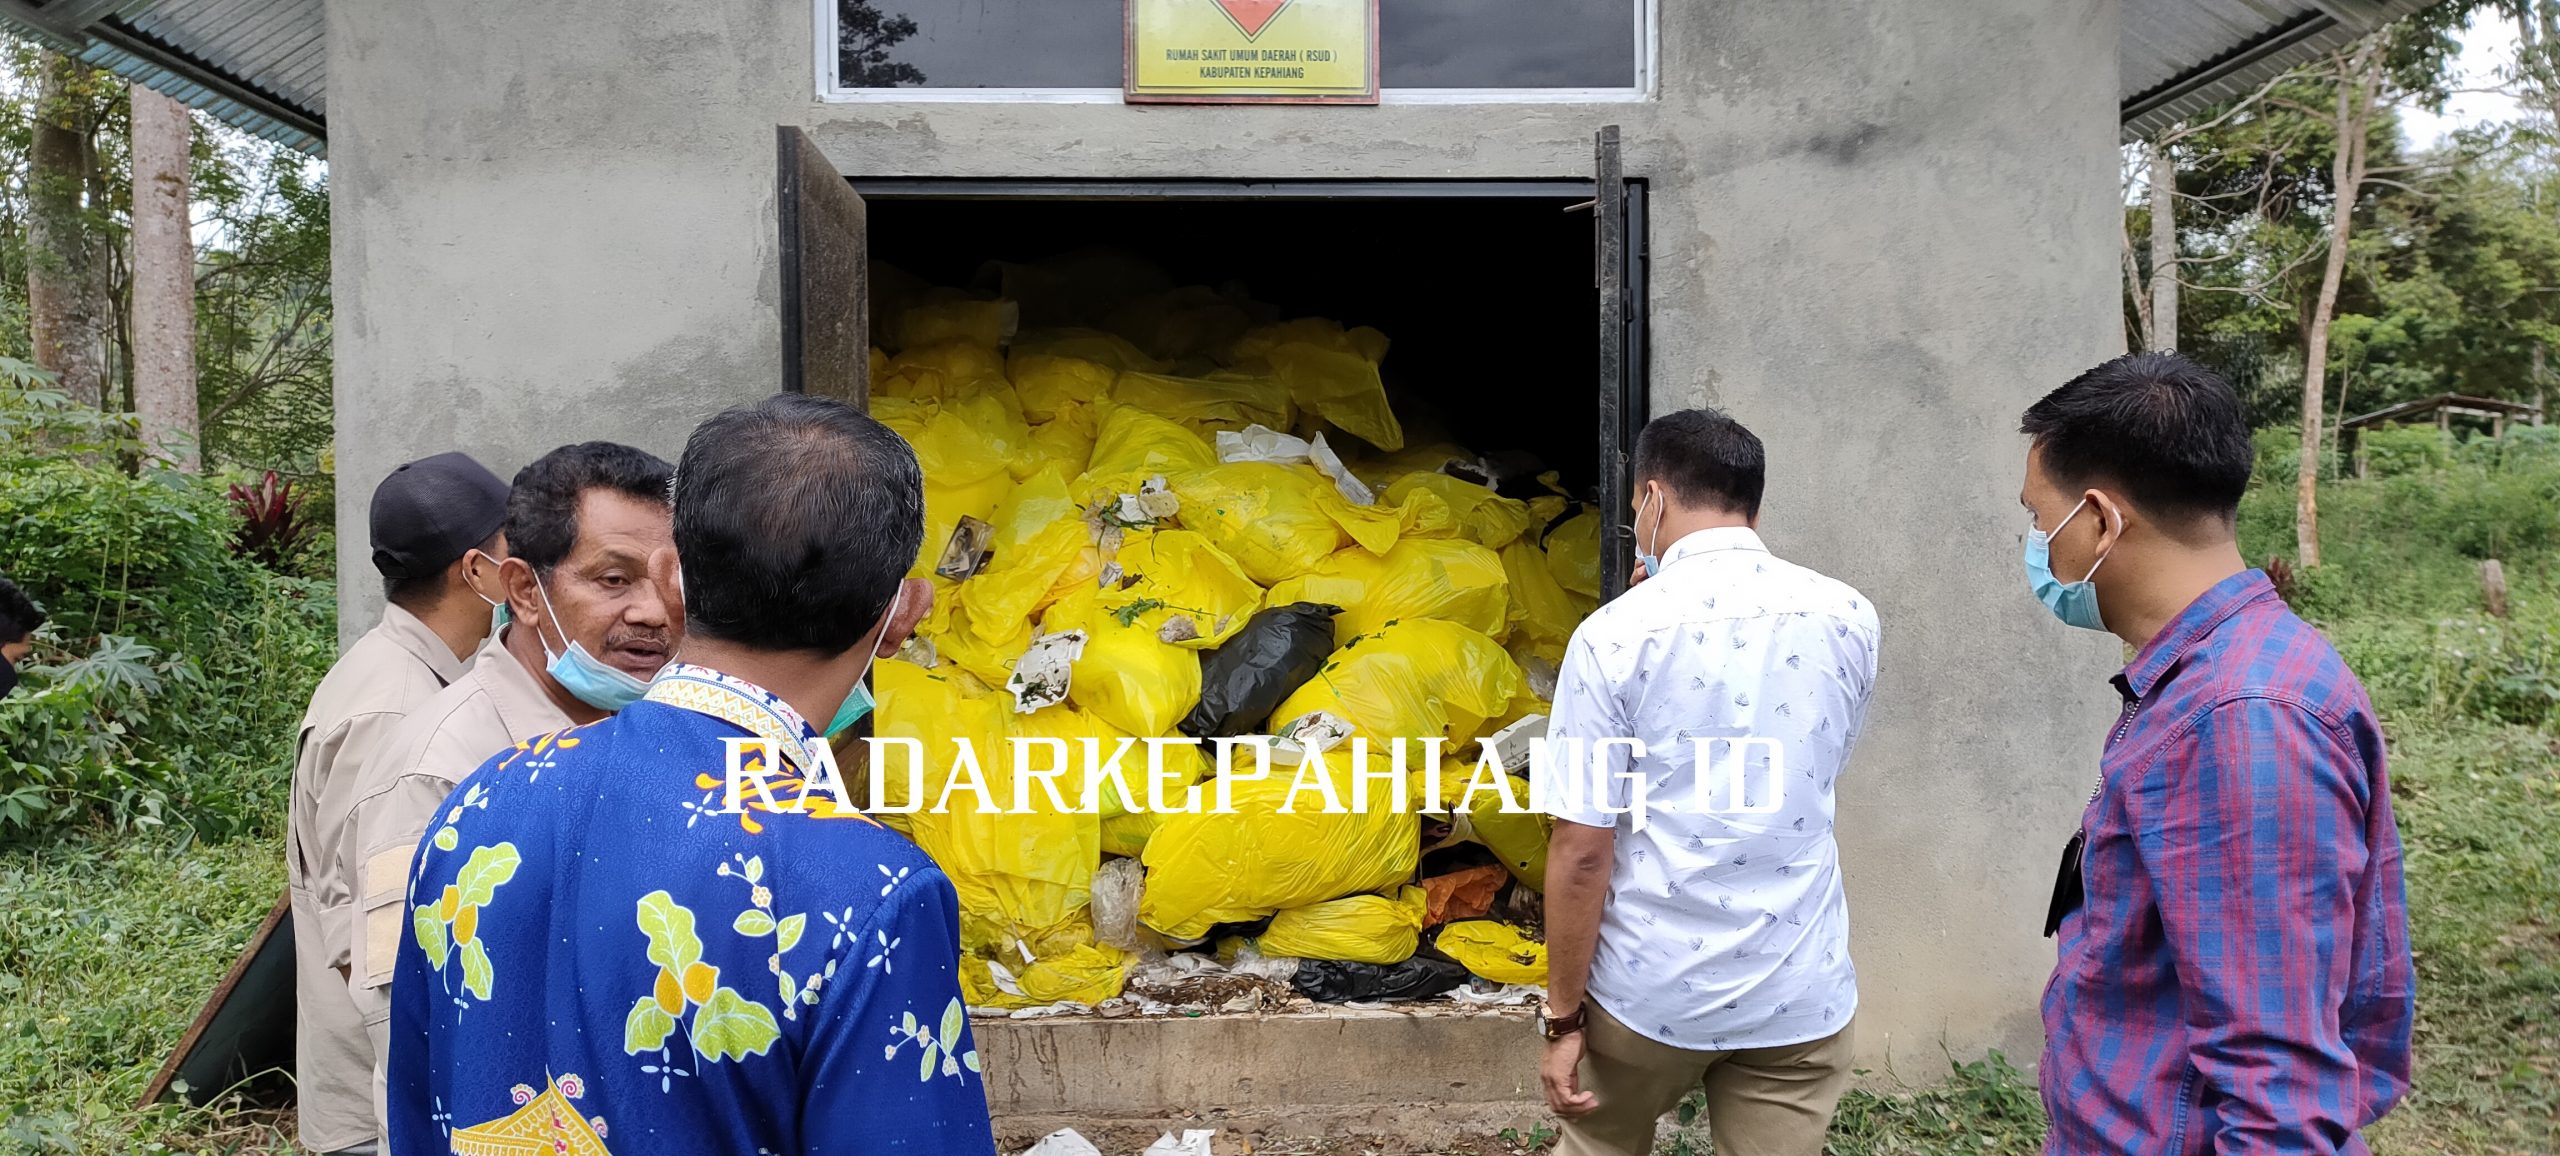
top-left (2021, 352), bottom-right (2253, 526)
top-left (1633, 408), bottom-right (1765, 519)
top-left (384, 530), bottom-right (501, 611)
top-left (674, 394), bottom-right (923, 655)
top-left (0, 576), bottom-right (44, 643)
top-left (505, 442), bottom-right (676, 576)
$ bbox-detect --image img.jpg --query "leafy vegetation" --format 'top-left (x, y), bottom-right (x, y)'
top-left (0, 378), bottom-right (335, 841)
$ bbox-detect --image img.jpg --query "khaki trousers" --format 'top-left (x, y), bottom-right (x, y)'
top-left (1556, 1003), bottom-right (1855, 1156)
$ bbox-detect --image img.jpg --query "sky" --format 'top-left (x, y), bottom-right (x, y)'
top-left (2400, 14), bottom-right (2526, 148)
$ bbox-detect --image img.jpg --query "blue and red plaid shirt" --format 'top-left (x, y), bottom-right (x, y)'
top-left (2042, 569), bottom-right (2414, 1154)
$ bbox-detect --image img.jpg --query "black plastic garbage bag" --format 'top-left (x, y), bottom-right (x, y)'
top-left (1290, 946), bottom-right (1471, 1003)
top-left (1179, 602), bottom-right (1341, 738)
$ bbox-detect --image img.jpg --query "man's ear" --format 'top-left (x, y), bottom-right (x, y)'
top-left (876, 577), bottom-right (933, 655)
top-left (2085, 488), bottom-right (2130, 553)
top-left (646, 547), bottom-right (685, 620)
top-left (499, 555), bottom-right (544, 630)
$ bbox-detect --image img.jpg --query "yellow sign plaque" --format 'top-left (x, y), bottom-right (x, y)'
top-left (1125, 0), bottom-right (1379, 104)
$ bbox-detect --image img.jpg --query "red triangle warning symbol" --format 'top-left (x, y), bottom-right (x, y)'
top-left (1211, 0), bottom-right (1293, 41)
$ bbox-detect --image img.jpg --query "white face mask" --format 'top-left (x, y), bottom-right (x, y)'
top-left (1634, 484), bottom-right (1665, 576)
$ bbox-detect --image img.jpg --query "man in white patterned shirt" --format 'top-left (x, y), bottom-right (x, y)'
top-left (1534, 408), bottom-right (1880, 1156)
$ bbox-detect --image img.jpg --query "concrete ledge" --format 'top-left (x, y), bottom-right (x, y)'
top-left (977, 1009), bottom-right (1545, 1138)
top-left (991, 1104), bottom-right (1551, 1151)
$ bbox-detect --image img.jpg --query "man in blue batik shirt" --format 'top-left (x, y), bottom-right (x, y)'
top-left (387, 394), bottom-right (990, 1154)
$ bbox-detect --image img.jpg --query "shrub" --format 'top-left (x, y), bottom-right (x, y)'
top-left (2358, 423), bottom-right (2453, 477)
top-left (0, 384), bottom-right (335, 841)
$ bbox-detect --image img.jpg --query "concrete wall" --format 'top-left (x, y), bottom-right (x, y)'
top-left (329, 0), bottom-right (2127, 1077)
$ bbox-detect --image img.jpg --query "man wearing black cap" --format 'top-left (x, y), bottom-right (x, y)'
top-left (287, 450), bottom-right (511, 1156)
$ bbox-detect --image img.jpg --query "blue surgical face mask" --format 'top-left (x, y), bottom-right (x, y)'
top-left (825, 585), bottom-right (905, 738)
top-left (1633, 484), bottom-right (1664, 577)
top-left (2025, 498), bottom-right (2112, 632)
top-left (533, 574), bottom-right (652, 712)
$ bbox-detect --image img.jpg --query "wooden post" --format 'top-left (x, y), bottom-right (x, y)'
top-left (2483, 559), bottom-right (2510, 619)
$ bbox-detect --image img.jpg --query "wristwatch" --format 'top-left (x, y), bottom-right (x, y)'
top-left (1536, 1000), bottom-right (1586, 1040)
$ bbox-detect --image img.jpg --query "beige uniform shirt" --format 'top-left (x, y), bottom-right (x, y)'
top-left (340, 625), bottom-right (571, 1139)
top-left (287, 604), bottom-right (467, 1153)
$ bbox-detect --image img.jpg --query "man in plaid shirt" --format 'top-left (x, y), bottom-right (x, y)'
top-left (2018, 353), bottom-right (2414, 1154)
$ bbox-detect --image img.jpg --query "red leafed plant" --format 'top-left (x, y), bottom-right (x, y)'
top-left (227, 470), bottom-right (311, 570)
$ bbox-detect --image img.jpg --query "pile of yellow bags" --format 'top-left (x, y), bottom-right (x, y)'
top-left (870, 255), bottom-right (1594, 1004)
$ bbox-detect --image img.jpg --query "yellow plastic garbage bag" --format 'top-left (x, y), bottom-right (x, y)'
top-left (1502, 538), bottom-right (1588, 655)
top-left (876, 670), bottom-right (1101, 951)
top-left (878, 395), bottom-right (1030, 575)
top-left (1106, 286), bottom-right (1250, 362)
top-left (1382, 472), bottom-right (1534, 549)
top-left (872, 657), bottom-right (971, 802)
top-left (1138, 747), bottom-right (1420, 940)
top-left (1169, 463), bottom-right (1348, 586)
top-left (968, 520), bottom-right (1089, 646)
top-left (1267, 539), bottom-right (1510, 645)
top-left (1262, 341), bottom-right (1404, 453)
top-left (1100, 811), bottom-right (1163, 859)
top-left (1010, 353), bottom-right (1117, 429)
top-left (1270, 619), bottom-right (1525, 755)
top-left (1257, 887), bottom-right (1427, 964)
top-left (994, 467), bottom-right (1078, 546)
top-left (1005, 703), bottom-right (1139, 818)
top-left (1010, 327), bottom-right (1170, 374)
top-left (1104, 529), bottom-right (1265, 649)
top-left (961, 940), bottom-right (1132, 1010)
top-left (1436, 921), bottom-right (1548, 986)
top-left (896, 296), bottom-right (1019, 351)
top-left (1044, 585), bottom-right (1203, 737)
top-left (1350, 442), bottom-right (1472, 491)
top-left (1544, 508), bottom-right (1603, 598)
top-left (1232, 318), bottom-right (1391, 364)
top-left (1027, 419), bottom-right (1099, 479)
top-left (937, 586), bottom-right (1035, 688)
top-left (1078, 405), bottom-right (1219, 498)
top-left (1451, 773), bottom-right (1550, 891)
top-left (1112, 369), bottom-right (1291, 439)
top-left (886, 340), bottom-right (1011, 400)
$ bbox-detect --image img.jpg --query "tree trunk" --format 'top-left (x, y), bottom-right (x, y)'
top-left (2148, 137), bottom-right (2178, 352)
top-left (2297, 44), bottom-right (2379, 569)
top-left (131, 84), bottom-right (198, 470)
top-left (27, 53), bottom-right (110, 409)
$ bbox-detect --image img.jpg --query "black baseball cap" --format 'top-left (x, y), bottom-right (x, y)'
top-left (370, 452), bottom-right (510, 579)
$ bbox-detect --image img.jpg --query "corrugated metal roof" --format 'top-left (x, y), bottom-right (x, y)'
top-left (0, 0), bottom-right (2461, 155)
top-left (2121, 0), bottom-right (2447, 139)
top-left (0, 0), bottom-right (323, 156)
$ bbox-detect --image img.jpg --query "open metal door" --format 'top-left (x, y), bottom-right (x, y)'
top-left (1595, 125), bottom-right (1650, 597)
top-left (777, 126), bottom-right (870, 406)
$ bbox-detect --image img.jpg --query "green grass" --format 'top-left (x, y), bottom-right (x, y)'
top-left (0, 835), bottom-right (296, 1154)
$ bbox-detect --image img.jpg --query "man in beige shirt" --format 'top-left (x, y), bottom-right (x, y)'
top-left (340, 441), bottom-right (680, 1139)
top-left (288, 451), bottom-right (510, 1156)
